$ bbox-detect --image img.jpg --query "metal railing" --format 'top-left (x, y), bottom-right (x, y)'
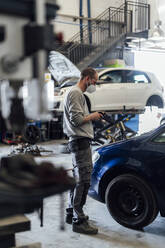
top-left (125, 1), bottom-right (150, 32)
top-left (56, 1), bottom-right (150, 66)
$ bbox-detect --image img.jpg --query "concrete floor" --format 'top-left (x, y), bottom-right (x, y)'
top-left (0, 140), bottom-right (164, 248)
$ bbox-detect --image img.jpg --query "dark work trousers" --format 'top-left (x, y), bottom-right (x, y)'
top-left (68, 140), bottom-right (93, 220)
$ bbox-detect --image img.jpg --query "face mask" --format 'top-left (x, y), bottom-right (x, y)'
top-left (86, 82), bottom-right (96, 93)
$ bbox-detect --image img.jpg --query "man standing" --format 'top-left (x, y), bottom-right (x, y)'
top-left (63, 67), bottom-right (103, 234)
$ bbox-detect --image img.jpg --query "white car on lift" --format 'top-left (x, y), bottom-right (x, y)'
top-left (48, 51), bottom-right (164, 113)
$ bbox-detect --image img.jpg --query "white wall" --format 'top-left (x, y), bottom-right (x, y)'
top-left (90, 0), bottom-right (122, 17)
top-left (134, 50), bottom-right (165, 87)
top-left (148, 0), bottom-right (165, 31)
top-left (148, 0), bottom-right (159, 29)
top-left (155, 0), bottom-right (165, 31)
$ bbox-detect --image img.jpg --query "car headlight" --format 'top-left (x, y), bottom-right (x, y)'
top-left (92, 151), bottom-right (100, 164)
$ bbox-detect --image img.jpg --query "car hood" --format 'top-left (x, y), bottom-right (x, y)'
top-left (96, 139), bottom-right (134, 154)
top-left (96, 125), bottom-right (164, 154)
top-left (48, 51), bottom-right (81, 85)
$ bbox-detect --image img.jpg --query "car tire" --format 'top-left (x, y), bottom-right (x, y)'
top-left (146, 97), bottom-right (163, 108)
top-left (105, 174), bottom-right (158, 229)
top-left (23, 125), bottom-right (41, 144)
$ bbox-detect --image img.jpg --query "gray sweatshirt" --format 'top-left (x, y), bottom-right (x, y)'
top-left (63, 85), bottom-right (94, 141)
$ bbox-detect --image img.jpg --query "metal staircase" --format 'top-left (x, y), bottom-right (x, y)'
top-left (55, 1), bottom-right (150, 70)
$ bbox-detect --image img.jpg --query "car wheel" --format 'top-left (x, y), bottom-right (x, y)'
top-left (23, 125), bottom-right (41, 144)
top-left (146, 97), bottom-right (163, 108)
top-left (105, 174), bottom-right (158, 229)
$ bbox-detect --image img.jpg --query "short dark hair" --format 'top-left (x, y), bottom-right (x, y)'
top-left (81, 67), bottom-right (97, 80)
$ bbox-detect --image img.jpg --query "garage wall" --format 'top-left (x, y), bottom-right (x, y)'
top-left (57, 0), bottom-right (122, 16)
top-left (55, 0), bottom-right (124, 41)
top-left (134, 50), bottom-right (165, 86)
top-left (55, 0), bottom-right (158, 41)
top-left (148, 0), bottom-right (159, 29)
top-left (154, 0), bottom-right (165, 31)
top-left (54, 0), bottom-right (160, 70)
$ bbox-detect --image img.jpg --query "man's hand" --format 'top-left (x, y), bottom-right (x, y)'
top-left (90, 112), bottom-right (103, 121)
top-left (83, 112), bottom-right (103, 122)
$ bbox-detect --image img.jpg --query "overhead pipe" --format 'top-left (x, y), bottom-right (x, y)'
top-left (87, 0), bottom-right (92, 44)
top-left (79, 0), bottom-right (83, 42)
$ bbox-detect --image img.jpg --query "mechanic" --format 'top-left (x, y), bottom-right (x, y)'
top-left (63, 67), bottom-right (103, 234)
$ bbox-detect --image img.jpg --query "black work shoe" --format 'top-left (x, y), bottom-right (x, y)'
top-left (66, 214), bottom-right (89, 224)
top-left (66, 208), bottom-right (73, 224)
top-left (72, 220), bottom-right (98, 235)
top-left (66, 214), bottom-right (73, 224)
top-left (66, 208), bottom-right (89, 224)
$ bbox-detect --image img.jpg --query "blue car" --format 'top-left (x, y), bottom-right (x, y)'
top-left (89, 124), bottom-right (165, 229)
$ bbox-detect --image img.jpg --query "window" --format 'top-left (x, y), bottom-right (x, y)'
top-left (125, 70), bottom-right (150, 84)
top-left (99, 70), bottom-right (123, 83)
top-left (152, 132), bottom-right (165, 143)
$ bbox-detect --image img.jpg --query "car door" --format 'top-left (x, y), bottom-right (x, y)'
top-left (89, 69), bottom-right (125, 111)
top-left (140, 129), bottom-right (165, 184)
top-left (123, 70), bottom-right (151, 109)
